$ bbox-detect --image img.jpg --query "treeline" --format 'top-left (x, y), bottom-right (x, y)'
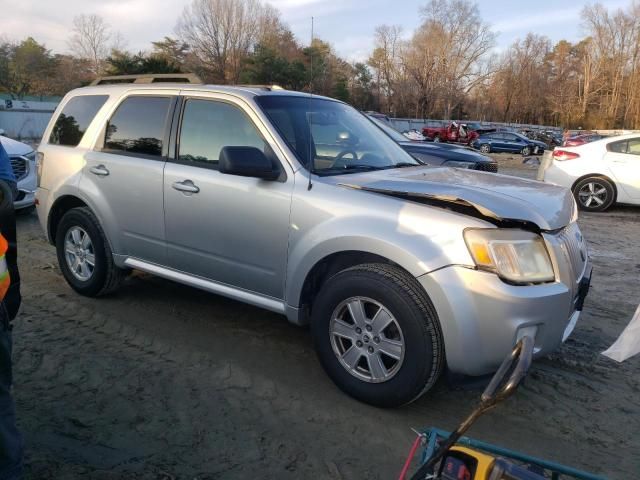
top-left (1, 0), bottom-right (639, 129)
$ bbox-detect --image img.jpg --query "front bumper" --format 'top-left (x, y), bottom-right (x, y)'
top-left (418, 259), bottom-right (592, 377)
top-left (15, 157), bottom-right (37, 209)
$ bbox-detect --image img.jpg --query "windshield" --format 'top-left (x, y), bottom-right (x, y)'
top-left (366, 115), bottom-right (408, 143)
top-left (256, 95), bottom-right (420, 175)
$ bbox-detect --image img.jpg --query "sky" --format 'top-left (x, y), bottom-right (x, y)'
top-left (0, 0), bottom-right (632, 61)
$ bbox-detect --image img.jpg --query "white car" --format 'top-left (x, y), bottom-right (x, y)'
top-left (543, 133), bottom-right (640, 211)
top-left (0, 129), bottom-right (37, 210)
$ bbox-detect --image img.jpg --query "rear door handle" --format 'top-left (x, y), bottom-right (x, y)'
top-left (90, 165), bottom-right (109, 176)
top-left (172, 180), bottom-right (200, 194)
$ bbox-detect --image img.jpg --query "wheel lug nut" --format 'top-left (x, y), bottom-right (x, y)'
top-left (368, 346), bottom-right (374, 353)
top-left (356, 340), bottom-right (363, 347)
top-left (374, 336), bottom-right (380, 343)
top-left (355, 327), bottom-right (362, 334)
top-left (365, 324), bottom-right (372, 332)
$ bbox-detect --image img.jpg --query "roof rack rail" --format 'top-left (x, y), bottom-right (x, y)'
top-left (90, 73), bottom-right (203, 86)
top-left (236, 84), bottom-right (285, 91)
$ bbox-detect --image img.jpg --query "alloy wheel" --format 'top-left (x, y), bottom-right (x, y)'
top-left (329, 296), bottom-right (405, 383)
top-left (578, 181), bottom-right (608, 208)
top-left (64, 226), bottom-right (96, 281)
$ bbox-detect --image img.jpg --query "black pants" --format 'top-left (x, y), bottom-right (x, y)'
top-left (0, 305), bottom-right (22, 480)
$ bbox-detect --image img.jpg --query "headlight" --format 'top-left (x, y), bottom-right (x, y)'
top-left (464, 229), bottom-right (555, 284)
top-left (445, 161), bottom-right (472, 169)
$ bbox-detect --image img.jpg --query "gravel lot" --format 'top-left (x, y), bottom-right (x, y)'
top-left (11, 157), bottom-right (640, 479)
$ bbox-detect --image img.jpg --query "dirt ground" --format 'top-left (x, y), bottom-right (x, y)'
top-left (10, 157), bottom-right (640, 479)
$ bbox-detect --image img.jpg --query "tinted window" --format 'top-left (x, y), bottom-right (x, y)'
top-left (626, 138), bottom-right (640, 155)
top-left (608, 140), bottom-right (628, 154)
top-left (104, 96), bottom-right (172, 157)
top-left (49, 95), bottom-right (108, 146)
top-left (178, 99), bottom-right (266, 168)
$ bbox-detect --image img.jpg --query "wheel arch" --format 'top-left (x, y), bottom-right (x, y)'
top-left (47, 194), bottom-right (89, 244)
top-left (292, 250), bottom-right (413, 326)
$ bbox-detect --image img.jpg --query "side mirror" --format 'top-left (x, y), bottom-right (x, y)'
top-left (219, 146), bottom-right (279, 181)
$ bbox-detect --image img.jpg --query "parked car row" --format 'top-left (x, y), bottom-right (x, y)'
top-left (367, 116), bottom-right (498, 172)
top-left (34, 77), bottom-right (590, 407)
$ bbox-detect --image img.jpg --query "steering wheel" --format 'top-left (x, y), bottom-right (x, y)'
top-left (332, 149), bottom-right (359, 168)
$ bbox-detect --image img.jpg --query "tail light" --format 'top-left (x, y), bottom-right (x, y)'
top-left (553, 150), bottom-right (580, 161)
top-left (36, 151), bottom-right (44, 187)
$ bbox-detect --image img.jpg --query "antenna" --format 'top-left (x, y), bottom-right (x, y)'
top-left (307, 16), bottom-right (314, 191)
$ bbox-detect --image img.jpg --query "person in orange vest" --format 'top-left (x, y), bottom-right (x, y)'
top-left (0, 168), bottom-right (23, 479)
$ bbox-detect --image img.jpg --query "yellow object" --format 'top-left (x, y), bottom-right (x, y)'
top-left (449, 446), bottom-right (495, 479)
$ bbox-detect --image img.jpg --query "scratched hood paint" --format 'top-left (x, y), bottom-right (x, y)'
top-left (324, 166), bottom-right (574, 231)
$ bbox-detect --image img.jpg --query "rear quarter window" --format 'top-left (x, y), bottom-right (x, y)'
top-left (49, 95), bottom-right (109, 146)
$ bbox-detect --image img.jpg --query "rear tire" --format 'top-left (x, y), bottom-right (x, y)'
top-left (479, 144), bottom-right (491, 154)
top-left (433, 135), bottom-right (441, 143)
top-left (521, 146), bottom-right (531, 156)
top-left (311, 263), bottom-right (444, 407)
top-left (573, 176), bottom-right (615, 212)
top-left (56, 207), bottom-right (126, 296)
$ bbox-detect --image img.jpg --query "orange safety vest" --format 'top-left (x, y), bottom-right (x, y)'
top-left (0, 234), bottom-right (9, 301)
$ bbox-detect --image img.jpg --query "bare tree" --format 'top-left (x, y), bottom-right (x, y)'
top-left (177, 0), bottom-right (265, 83)
top-left (68, 14), bottom-right (112, 75)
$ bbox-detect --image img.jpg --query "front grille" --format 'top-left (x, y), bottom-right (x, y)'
top-left (474, 162), bottom-right (498, 173)
top-left (555, 222), bottom-right (587, 280)
top-left (10, 156), bottom-right (28, 181)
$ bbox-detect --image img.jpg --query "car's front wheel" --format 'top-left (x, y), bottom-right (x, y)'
top-left (433, 135), bottom-right (441, 143)
top-left (311, 263), bottom-right (444, 407)
top-left (56, 207), bottom-right (127, 296)
top-left (573, 176), bottom-right (615, 212)
top-left (479, 144), bottom-right (491, 154)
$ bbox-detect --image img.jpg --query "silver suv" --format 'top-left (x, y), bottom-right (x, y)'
top-left (36, 75), bottom-right (591, 407)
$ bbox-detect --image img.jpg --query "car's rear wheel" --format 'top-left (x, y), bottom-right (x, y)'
top-left (311, 263), bottom-right (444, 407)
top-left (56, 207), bottom-right (127, 296)
top-left (480, 144), bottom-right (491, 154)
top-left (573, 176), bottom-right (615, 212)
top-left (433, 135), bottom-right (441, 143)
top-left (521, 146), bottom-right (531, 156)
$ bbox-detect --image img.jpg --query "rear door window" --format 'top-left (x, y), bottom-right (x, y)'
top-left (103, 96), bottom-right (173, 157)
top-left (626, 138), bottom-right (640, 155)
top-left (49, 95), bottom-right (109, 146)
top-left (608, 140), bottom-right (628, 154)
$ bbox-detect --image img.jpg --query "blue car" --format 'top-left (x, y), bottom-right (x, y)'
top-left (472, 132), bottom-right (546, 155)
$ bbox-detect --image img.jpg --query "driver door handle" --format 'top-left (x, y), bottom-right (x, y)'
top-left (172, 180), bottom-right (200, 194)
top-left (90, 165), bottom-right (109, 176)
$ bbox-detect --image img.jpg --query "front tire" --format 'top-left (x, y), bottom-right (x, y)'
top-left (311, 263), bottom-right (444, 407)
top-left (479, 144), bottom-right (491, 154)
top-left (56, 207), bottom-right (126, 296)
top-left (433, 135), bottom-right (441, 143)
top-left (573, 176), bottom-right (615, 212)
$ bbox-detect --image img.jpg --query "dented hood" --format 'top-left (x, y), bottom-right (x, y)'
top-left (324, 166), bottom-right (574, 231)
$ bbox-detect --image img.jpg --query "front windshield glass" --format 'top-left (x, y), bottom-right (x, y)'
top-left (256, 95), bottom-right (420, 175)
top-left (366, 115), bottom-right (408, 143)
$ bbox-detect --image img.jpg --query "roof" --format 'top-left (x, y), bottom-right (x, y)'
top-left (64, 83), bottom-right (334, 103)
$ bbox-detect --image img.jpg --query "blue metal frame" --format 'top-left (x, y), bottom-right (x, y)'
top-left (420, 427), bottom-right (607, 480)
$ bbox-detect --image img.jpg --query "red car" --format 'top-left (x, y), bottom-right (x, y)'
top-left (562, 133), bottom-right (606, 147)
top-left (422, 122), bottom-right (480, 145)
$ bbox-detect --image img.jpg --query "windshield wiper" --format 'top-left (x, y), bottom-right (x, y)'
top-left (388, 162), bottom-right (422, 169)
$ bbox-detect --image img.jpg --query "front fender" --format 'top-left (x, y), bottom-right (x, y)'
top-left (285, 178), bottom-right (489, 307)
